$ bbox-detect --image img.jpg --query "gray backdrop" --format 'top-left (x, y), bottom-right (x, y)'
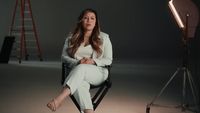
top-left (0, 0), bottom-right (200, 61)
top-left (1, 0), bottom-right (200, 108)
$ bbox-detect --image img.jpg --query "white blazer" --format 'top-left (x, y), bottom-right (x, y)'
top-left (61, 32), bottom-right (113, 68)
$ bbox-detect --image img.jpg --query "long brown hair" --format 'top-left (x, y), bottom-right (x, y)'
top-left (67, 8), bottom-right (102, 58)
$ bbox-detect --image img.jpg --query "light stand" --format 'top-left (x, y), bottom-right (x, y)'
top-left (146, 0), bottom-right (200, 113)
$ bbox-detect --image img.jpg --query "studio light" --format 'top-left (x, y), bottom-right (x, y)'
top-left (146, 0), bottom-right (200, 113)
top-left (168, 0), bottom-right (199, 38)
top-left (168, 0), bottom-right (185, 28)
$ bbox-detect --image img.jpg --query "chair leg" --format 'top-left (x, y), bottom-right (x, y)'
top-left (70, 95), bottom-right (81, 112)
top-left (70, 86), bottom-right (110, 112)
top-left (92, 86), bottom-right (105, 102)
top-left (93, 87), bottom-right (109, 110)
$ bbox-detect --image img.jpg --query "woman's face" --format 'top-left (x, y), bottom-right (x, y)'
top-left (82, 12), bottom-right (96, 32)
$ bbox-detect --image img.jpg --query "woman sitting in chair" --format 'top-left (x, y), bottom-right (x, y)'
top-left (47, 8), bottom-right (113, 113)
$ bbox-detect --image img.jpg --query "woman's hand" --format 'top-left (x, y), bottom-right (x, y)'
top-left (79, 57), bottom-right (95, 65)
top-left (79, 57), bottom-right (87, 64)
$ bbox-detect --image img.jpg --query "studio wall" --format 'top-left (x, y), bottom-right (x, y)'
top-left (0, 0), bottom-right (199, 61)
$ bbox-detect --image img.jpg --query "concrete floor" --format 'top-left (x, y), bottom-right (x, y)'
top-left (0, 59), bottom-right (199, 113)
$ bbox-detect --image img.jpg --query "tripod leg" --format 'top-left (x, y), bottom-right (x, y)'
top-left (182, 68), bottom-right (187, 111)
top-left (146, 105), bottom-right (150, 113)
top-left (146, 68), bottom-right (181, 111)
top-left (186, 69), bottom-right (199, 112)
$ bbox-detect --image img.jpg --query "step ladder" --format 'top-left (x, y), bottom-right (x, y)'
top-left (9, 0), bottom-right (43, 63)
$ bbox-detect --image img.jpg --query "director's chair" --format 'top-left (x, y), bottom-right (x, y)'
top-left (61, 63), bottom-right (112, 112)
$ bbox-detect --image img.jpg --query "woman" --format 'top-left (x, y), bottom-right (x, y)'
top-left (47, 8), bottom-right (113, 113)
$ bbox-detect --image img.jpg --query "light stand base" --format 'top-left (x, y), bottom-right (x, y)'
top-left (146, 67), bottom-right (199, 113)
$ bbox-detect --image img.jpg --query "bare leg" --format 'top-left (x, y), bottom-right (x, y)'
top-left (84, 109), bottom-right (94, 113)
top-left (47, 86), bottom-right (71, 112)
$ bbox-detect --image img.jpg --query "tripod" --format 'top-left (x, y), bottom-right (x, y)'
top-left (146, 14), bottom-right (199, 113)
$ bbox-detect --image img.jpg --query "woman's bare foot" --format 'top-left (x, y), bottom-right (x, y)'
top-left (47, 99), bottom-right (56, 111)
top-left (47, 87), bottom-right (71, 112)
top-left (47, 98), bottom-right (63, 112)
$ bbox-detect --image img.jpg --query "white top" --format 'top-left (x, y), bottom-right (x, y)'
top-left (62, 32), bottom-right (112, 68)
top-left (74, 43), bottom-right (93, 60)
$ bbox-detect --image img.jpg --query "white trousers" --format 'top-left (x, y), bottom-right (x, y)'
top-left (63, 64), bottom-right (108, 112)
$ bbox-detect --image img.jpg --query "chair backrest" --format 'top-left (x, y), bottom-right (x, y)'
top-left (61, 63), bottom-right (112, 112)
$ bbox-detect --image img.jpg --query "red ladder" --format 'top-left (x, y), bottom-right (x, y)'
top-left (9, 0), bottom-right (43, 63)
